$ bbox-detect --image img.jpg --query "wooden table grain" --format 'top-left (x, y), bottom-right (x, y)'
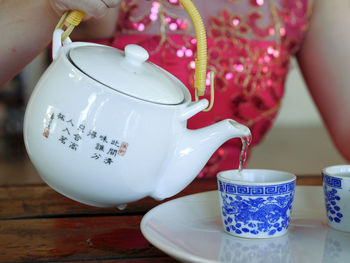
top-left (0, 175), bottom-right (322, 263)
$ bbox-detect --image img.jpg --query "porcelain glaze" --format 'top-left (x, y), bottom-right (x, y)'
top-left (23, 29), bottom-right (251, 207)
top-left (322, 165), bottom-right (350, 232)
top-left (141, 187), bottom-right (334, 263)
top-left (217, 169), bottom-right (296, 238)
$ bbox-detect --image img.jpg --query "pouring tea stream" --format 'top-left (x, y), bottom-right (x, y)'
top-left (23, 1), bottom-right (251, 208)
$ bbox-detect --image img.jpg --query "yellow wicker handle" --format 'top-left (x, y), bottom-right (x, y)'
top-left (179, 0), bottom-right (214, 111)
top-left (55, 10), bottom-right (85, 41)
top-left (54, 1), bottom-right (214, 111)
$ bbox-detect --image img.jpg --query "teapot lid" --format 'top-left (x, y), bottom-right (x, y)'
top-left (68, 44), bottom-right (185, 104)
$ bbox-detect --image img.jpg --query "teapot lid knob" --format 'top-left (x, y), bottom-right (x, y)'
top-left (124, 44), bottom-right (149, 65)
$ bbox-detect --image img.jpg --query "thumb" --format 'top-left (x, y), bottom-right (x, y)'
top-left (49, 0), bottom-right (120, 19)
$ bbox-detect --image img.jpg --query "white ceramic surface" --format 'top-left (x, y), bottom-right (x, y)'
top-left (322, 165), bottom-right (350, 232)
top-left (23, 29), bottom-right (251, 208)
top-left (69, 44), bottom-right (185, 104)
top-left (217, 169), bottom-right (296, 238)
top-left (141, 186), bottom-right (350, 263)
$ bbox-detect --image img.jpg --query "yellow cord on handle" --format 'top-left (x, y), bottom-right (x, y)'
top-left (54, 1), bottom-right (214, 110)
top-left (178, 0), bottom-right (214, 111)
top-left (55, 10), bottom-right (85, 41)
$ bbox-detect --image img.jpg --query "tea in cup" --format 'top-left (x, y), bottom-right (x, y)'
top-left (322, 165), bottom-right (350, 232)
top-left (217, 169), bottom-right (296, 238)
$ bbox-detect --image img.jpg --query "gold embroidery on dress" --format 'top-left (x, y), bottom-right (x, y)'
top-left (120, 0), bottom-right (191, 34)
top-left (118, 0), bottom-right (311, 126)
top-left (119, 0), bottom-right (194, 61)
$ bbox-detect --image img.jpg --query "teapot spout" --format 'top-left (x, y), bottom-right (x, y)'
top-left (151, 119), bottom-right (251, 200)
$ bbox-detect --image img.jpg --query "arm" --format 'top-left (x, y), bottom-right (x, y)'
top-left (297, 0), bottom-right (350, 162)
top-left (0, 0), bottom-right (119, 88)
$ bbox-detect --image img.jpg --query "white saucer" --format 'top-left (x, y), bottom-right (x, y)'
top-left (141, 186), bottom-right (350, 263)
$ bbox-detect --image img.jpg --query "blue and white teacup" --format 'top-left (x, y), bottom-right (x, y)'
top-left (322, 165), bottom-right (350, 232)
top-left (217, 169), bottom-right (296, 238)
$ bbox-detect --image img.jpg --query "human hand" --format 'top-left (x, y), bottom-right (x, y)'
top-left (49, 0), bottom-right (121, 19)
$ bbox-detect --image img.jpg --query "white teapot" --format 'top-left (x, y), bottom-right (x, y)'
top-left (23, 29), bottom-right (251, 208)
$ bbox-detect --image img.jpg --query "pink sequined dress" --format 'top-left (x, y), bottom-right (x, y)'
top-left (100, 0), bottom-right (312, 177)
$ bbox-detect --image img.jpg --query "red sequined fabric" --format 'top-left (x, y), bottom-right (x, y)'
top-left (108, 0), bottom-right (311, 177)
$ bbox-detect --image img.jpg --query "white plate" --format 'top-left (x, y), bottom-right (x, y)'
top-left (141, 186), bottom-right (350, 263)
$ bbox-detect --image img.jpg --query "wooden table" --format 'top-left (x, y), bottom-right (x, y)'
top-left (0, 176), bottom-right (322, 263)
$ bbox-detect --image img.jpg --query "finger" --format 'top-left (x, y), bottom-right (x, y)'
top-left (61, 0), bottom-right (107, 18)
top-left (50, 0), bottom-right (119, 18)
top-left (100, 0), bottom-right (121, 8)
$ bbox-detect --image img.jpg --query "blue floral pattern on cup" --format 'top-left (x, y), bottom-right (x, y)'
top-left (323, 174), bottom-right (343, 224)
top-left (218, 181), bottom-right (295, 236)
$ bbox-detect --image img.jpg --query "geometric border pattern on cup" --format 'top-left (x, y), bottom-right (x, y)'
top-left (219, 181), bottom-right (295, 196)
top-left (322, 173), bottom-right (342, 189)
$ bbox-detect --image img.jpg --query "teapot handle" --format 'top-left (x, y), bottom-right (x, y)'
top-left (180, 99), bottom-right (209, 121)
top-left (52, 29), bottom-right (72, 60)
top-left (52, 4), bottom-right (214, 111)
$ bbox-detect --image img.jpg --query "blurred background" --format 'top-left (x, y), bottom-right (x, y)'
top-left (0, 50), bottom-right (49, 184)
top-left (0, 51), bottom-right (346, 184)
top-left (247, 58), bottom-right (346, 173)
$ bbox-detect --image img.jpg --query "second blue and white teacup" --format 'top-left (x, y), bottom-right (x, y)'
top-left (322, 165), bottom-right (350, 232)
top-left (217, 169), bottom-right (296, 238)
